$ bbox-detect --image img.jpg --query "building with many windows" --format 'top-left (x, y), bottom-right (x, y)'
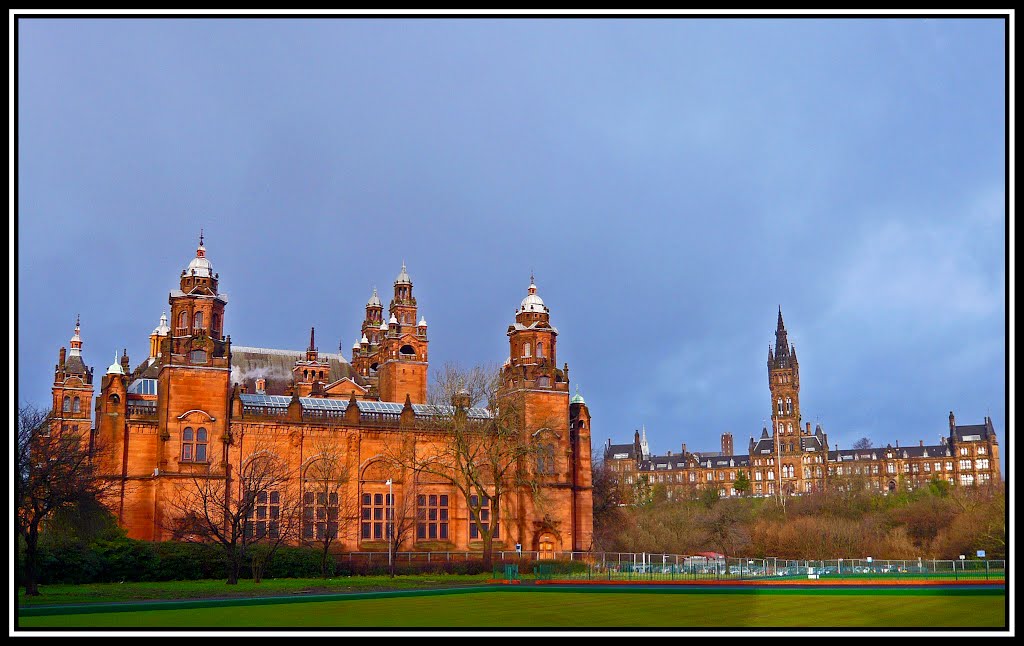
top-left (51, 237), bottom-right (593, 553)
top-left (604, 310), bottom-right (1001, 500)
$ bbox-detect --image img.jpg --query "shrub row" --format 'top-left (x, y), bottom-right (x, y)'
top-left (21, 538), bottom-right (328, 585)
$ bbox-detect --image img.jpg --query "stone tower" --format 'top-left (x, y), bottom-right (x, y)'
top-left (377, 263), bottom-right (428, 404)
top-left (768, 307), bottom-right (802, 493)
top-left (51, 315), bottom-right (94, 436)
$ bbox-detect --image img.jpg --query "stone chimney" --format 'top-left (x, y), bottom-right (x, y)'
top-left (920, 440), bottom-right (924, 447)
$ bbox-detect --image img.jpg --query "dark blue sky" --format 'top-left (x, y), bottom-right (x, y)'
top-left (17, 17), bottom-right (1007, 463)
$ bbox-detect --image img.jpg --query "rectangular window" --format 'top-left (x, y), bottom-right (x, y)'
top-left (469, 494), bottom-right (498, 539)
top-left (978, 446), bottom-right (987, 456)
top-left (924, 462), bottom-right (931, 472)
top-left (360, 491), bottom-right (392, 542)
top-left (416, 494), bottom-right (449, 541)
top-left (959, 474), bottom-right (975, 486)
top-left (245, 490), bottom-right (279, 539)
top-left (911, 463), bottom-right (919, 473)
top-left (305, 490), bottom-right (339, 540)
top-left (975, 459), bottom-right (989, 470)
top-left (960, 447), bottom-right (969, 456)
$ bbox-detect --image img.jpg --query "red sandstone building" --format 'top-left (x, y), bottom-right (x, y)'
top-left (604, 310), bottom-right (1001, 501)
top-left (51, 238), bottom-right (594, 554)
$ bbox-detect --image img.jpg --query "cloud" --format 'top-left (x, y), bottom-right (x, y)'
top-left (827, 189), bottom-right (1004, 325)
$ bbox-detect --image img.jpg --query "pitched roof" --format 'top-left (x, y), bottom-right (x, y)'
top-left (231, 346), bottom-right (356, 395)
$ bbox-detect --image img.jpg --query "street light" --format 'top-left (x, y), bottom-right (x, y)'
top-left (385, 479), bottom-right (393, 573)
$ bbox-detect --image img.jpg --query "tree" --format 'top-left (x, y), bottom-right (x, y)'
top-left (165, 436), bottom-right (296, 584)
top-left (384, 362), bottom-right (545, 571)
top-left (852, 437), bottom-right (873, 450)
top-left (733, 470), bottom-right (752, 497)
top-left (301, 437), bottom-right (359, 577)
top-left (17, 404), bottom-right (114, 596)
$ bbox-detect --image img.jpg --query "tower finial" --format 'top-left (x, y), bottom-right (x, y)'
top-left (75, 313), bottom-right (80, 329)
top-left (200, 228), bottom-right (204, 246)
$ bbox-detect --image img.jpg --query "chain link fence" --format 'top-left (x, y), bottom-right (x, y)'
top-left (335, 550), bottom-right (1004, 582)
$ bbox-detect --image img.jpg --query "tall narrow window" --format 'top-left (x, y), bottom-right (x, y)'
top-left (537, 342), bottom-right (544, 358)
top-left (786, 398), bottom-right (792, 414)
top-left (63, 396), bottom-right (71, 412)
top-left (524, 342), bottom-right (531, 358)
top-left (537, 444), bottom-right (556, 474)
top-left (181, 427), bottom-right (194, 461)
top-left (777, 399), bottom-right (783, 415)
top-left (469, 495), bottom-right (498, 539)
top-left (178, 311), bottom-right (188, 332)
top-left (416, 494), bottom-right (449, 540)
top-left (212, 313), bottom-right (220, 338)
top-left (73, 397), bottom-right (81, 413)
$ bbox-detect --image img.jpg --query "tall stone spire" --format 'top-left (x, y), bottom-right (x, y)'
top-left (775, 306), bottom-right (790, 358)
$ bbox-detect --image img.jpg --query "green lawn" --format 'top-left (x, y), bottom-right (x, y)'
top-left (16, 574), bottom-right (491, 607)
top-left (18, 588), bottom-right (1006, 629)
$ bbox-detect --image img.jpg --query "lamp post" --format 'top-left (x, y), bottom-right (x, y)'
top-left (386, 478), bottom-right (393, 573)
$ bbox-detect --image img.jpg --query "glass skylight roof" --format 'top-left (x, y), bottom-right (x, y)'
top-left (127, 379), bottom-right (157, 395)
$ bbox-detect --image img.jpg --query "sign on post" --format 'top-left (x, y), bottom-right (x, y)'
top-left (976, 550), bottom-right (986, 558)
top-left (515, 543), bottom-right (522, 555)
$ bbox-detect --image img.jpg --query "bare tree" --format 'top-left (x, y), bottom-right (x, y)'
top-left (384, 362), bottom-right (545, 571)
top-left (385, 474), bottom-right (422, 577)
top-left (17, 404), bottom-right (114, 596)
top-left (301, 436), bottom-right (359, 577)
top-left (852, 437), bottom-right (873, 450)
top-left (165, 436), bottom-right (296, 584)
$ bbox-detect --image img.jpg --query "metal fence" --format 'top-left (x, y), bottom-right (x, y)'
top-left (334, 550), bottom-right (1004, 583)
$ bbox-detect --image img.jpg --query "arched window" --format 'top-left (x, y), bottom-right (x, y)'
top-left (787, 423), bottom-right (792, 434)
top-left (181, 427), bottom-right (194, 461)
top-left (537, 342), bottom-right (544, 358)
top-left (786, 398), bottom-right (792, 414)
top-left (179, 311), bottom-right (188, 330)
top-left (777, 399), bottom-right (783, 415)
top-left (524, 342), bottom-right (531, 358)
top-left (537, 375), bottom-right (550, 387)
top-left (181, 427), bottom-right (208, 462)
top-left (73, 397), bottom-right (81, 413)
top-left (63, 396), bottom-right (71, 412)
top-left (194, 311), bottom-right (204, 331)
top-left (537, 443), bottom-right (556, 475)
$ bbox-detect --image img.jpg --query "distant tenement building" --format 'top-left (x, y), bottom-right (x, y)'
top-left (604, 310), bottom-right (1001, 500)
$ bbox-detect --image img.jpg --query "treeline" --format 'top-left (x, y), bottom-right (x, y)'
top-left (592, 466), bottom-right (1005, 560)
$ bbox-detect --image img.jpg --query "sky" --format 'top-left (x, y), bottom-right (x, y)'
top-left (15, 15), bottom-right (1009, 468)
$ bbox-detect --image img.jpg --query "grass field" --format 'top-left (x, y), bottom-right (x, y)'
top-left (17, 586), bottom-right (1006, 629)
top-left (16, 575), bottom-right (492, 607)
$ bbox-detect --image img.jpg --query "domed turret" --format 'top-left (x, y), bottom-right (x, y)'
top-left (367, 287), bottom-right (381, 308)
top-left (152, 312), bottom-right (170, 336)
top-left (395, 262), bottom-right (411, 285)
top-left (519, 275), bottom-right (548, 314)
top-left (186, 231), bottom-right (213, 278)
top-left (107, 352), bottom-right (125, 375)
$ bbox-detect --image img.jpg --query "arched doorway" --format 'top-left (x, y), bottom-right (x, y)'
top-left (887, 480), bottom-right (896, 493)
top-left (538, 533), bottom-right (556, 559)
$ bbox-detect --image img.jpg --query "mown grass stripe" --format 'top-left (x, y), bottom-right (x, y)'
top-left (18, 582), bottom-right (1004, 617)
